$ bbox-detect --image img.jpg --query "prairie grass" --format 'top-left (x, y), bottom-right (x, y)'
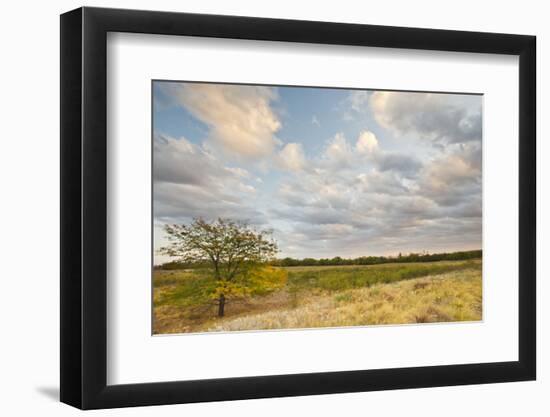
top-left (153, 259), bottom-right (482, 334)
top-left (204, 269), bottom-right (481, 331)
top-left (286, 260), bottom-right (478, 292)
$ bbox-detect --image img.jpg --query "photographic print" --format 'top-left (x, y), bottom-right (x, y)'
top-left (153, 81), bottom-right (482, 335)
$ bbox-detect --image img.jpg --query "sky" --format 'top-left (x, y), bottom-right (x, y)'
top-left (153, 81), bottom-right (482, 265)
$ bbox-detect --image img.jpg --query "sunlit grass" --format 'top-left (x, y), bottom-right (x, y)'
top-left (204, 268), bottom-right (482, 331)
top-left (153, 259), bottom-right (482, 334)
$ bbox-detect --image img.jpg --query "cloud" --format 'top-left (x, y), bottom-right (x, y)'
top-left (322, 133), bottom-right (354, 169)
top-left (154, 182), bottom-right (265, 224)
top-left (341, 90), bottom-right (370, 121)
top-left (355, 130), bottom-right (421, 178)
top-left (355, 130), bottom-right (379, 154)
top-left (277, 182), bottom-right (312, 207)
top-left (355, 170), bottom-right (409, 196)
top-left (278, 143), bottom-right (307, 172)
top-left (225, 167), bottom-right (251, 179)
top-left (349, 90), bottom-right (370, 113)
top-left (154, 84), bottom-right (482, 260)
top-left (422, 143), bottom-right (481, 190)
top-left (376, 152), bottom-right (422, 178)
top-left (277, 172), bottom-right (350, 211)
top-left (294, 223), bottom-right (356, 240)
top-left (271, 205), bottom-right (346, 226)
top-left (311, 115), bottom-right (320, 126)
top-left (269, 132), bottom-right (480, 257)
top-left (370, 91), bottom-right (482, 143)
top-left (417, 142), bottom-right (482, 207)
top-left (153, 133), bottom-right (264, 225)
top-left (153, 134), bottom-right (226, 185)
top-left (161, 82), bottom-right (281, 158)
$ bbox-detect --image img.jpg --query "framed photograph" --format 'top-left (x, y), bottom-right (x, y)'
top-left (60, 6), bottom-right (536, 409)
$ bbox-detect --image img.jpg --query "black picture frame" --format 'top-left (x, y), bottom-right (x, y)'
top-left (60, 6), bottom-right (536, 410)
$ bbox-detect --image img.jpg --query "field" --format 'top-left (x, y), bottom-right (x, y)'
top-left (153, 259), bottom-right (482, 334)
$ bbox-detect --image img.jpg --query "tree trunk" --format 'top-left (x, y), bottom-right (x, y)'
top-left (218, 294), bottom-right (225, 317)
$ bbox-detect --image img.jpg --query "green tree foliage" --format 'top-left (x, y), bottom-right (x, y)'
top-left (160, 218), bottom-right (283, 317)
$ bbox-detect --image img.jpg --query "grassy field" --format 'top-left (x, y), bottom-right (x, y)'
top-left (153, 259), bottom-right (482, 334)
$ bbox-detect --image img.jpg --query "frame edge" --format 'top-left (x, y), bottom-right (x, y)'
top-left (60, 7), bottom-right (84, 409)
top-left (518, 34), bottom-right (537, 380)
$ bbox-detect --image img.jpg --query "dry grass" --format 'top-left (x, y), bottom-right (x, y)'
top-left (153, 261), bottom-right (482, 334)
top-left (202, 268), bottom-right (481, 332)
top-left (153, 290), bottom-right (293, 334)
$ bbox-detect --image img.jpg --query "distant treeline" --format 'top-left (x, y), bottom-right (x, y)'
top-left (156, 249), bottom-right (482, 270)
top-left (273, 250), bottom-right (482, 267)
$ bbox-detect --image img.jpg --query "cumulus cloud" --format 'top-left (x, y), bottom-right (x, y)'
top-left (418, 142), bottom-right (482, 206)
top-left (154, 83), bottom-right (482, 260)
top-left (154, 134), bottom-right (225, 185)
top-left (426, 153), bottom-right (479, 187)
top-left (269, 134), bottom-right (480, 257)
top-left (356, 130), bottom-right (379, 154)
top-left (322, 133), bottom-right (354, 169)
top-left (154, 182), bottom-right (264, 224)
top-left (370, 91), bottom-right (482, 144)
top-left (355, 170), bottom-right (409, 196)
top-left (153, 133), bottom-right (264, 225)
top-left (277, 182), bottom-right (312, 207)
top-left (278, 143), bottom-right (307, 172)
top-left (354, 130), bottom-right (421, 178)
top-left (161, 82), bottom-right (281, 158)
top-left (376, 152), bottom-right (422, 178)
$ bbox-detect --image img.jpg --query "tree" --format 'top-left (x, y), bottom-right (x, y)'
top-left (160, 218), bottom-right (283, 317)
